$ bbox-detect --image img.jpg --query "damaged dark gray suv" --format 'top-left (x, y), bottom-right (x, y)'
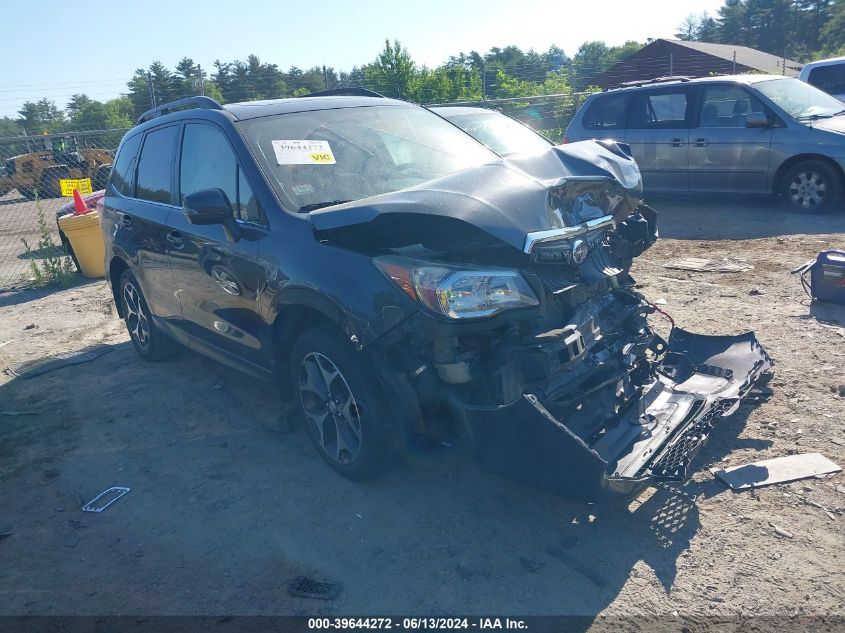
top-left (102, 90), bottom-right (773, 500)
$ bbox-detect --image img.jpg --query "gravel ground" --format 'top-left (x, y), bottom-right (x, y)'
top-left (0, 197), bottom-right (843, 626)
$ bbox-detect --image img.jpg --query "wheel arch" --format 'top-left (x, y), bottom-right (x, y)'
top-left (108, 255), bottom-right (131, 317)
top-left (271, 296), bottom-right (348, 401)
top-left (772, 153), bottom-right (845, 195)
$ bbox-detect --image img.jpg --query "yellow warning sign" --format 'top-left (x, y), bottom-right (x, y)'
top-left (60, 178), bottom-right (93, 197)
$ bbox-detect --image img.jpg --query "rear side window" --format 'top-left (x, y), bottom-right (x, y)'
top-left (110, 133), bottom-right (142, 197)
top-left (583, 93), bottom-right (632, 130)
top-left (179, 123), bottom-right (264, 224)
top-left (629, 88), bottom-right (696, 129)
top-left (136, 126), bottom-right (178, 204)
top-left (807, 64), bottom-right (845, 96)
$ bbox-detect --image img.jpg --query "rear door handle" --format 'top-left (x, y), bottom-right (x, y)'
top-left (670, 138), bottom-right (685, 147)
top-left (166, 231), bottom-right (185, 249)
top-left (694, 138), bottom-right (709, 147)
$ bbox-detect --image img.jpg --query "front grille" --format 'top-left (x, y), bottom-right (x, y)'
top-left (535, 283), bottom-right (608, 333)
top-left (647, 399), bottom-right (737, 480)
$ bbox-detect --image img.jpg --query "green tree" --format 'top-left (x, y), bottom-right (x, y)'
top-left (17, 98), bottom-right (65, 134)
top-left (362, 39), bottom-right (416, 98)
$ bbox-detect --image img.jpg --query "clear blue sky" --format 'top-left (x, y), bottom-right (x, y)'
top-left (0, 0), bottom-right (724, 117)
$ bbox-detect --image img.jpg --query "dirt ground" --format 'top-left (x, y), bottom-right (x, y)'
top-left (0, 197), bottom-right (843, 625)
top-left (0, 190), bottom-right (69, 288)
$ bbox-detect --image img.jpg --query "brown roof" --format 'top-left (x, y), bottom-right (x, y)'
top-left (661, 40), bottom-right (801, 76)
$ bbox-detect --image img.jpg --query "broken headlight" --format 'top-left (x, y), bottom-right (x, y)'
top-left (375, 256), bottom-right (539, 319)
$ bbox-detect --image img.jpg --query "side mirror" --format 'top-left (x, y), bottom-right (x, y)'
top-left (183, 188), bottom-right (241, 241)
top-left (183, 188), bottom-right (233, 225)
top-left (745, 112), bottom-right (770, 128)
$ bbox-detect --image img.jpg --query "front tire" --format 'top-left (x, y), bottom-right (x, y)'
top-left (290, 324), bottom-right (394, 480)
top-left (780, 160), bottom-right (842, 214)
top-left (119, 270), bottom-right (176, 361)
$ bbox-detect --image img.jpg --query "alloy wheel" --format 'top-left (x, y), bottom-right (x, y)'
top-left (123, 281), bottom-right (150, 351)
top-left (298, 352), bottom-right (362, 464)
top-left (789, 170), bottom-right (827, 209)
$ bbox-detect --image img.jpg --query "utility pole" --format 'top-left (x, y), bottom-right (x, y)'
top-left (323, 65), bottom-right (328, 91)
top-left (198, 64), bottom-right (204, 96)
top-left (732, 51), bottom-right (737, 74)
top-left (669, 53), bottom-right (674, 76)
top-left (481, 63), bottom-right (486, 101)
top-left (147, 72), bottom-right (156, 109)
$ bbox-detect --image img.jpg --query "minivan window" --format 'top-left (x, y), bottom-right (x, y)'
top-left (629, 88), bottom-right (694, 129)
top-left (806, 64), bottom-right (845, 96)
top-left (136, 125), bottom-right (178, 204)
top-left (110, 132), bottom-right (142, 197)
top-left (754, 77), bottom-right (845, 120)
top-left (180, 123), bottom-right (264, 224)
top-left (583, 93), bottom-right (632, 130)
top-left (699, 85), bottom-right (766, 127)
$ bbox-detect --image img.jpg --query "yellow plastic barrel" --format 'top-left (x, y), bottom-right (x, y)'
top-left (57, 211), bottom-right (106, 278)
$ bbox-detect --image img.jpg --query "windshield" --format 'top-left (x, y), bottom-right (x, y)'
top-left (237, 104), bottom-right (497, 212)
top-left (441, 111), bottom-right (552, 157)
top-left (754, 77), bottom-right (845, 120)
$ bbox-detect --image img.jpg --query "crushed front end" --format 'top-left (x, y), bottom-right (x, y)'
top-left (312, 141), bottom-right (774, 500)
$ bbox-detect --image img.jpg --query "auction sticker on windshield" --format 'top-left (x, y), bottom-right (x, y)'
top-left (272, 140), bottom-right (336, 165)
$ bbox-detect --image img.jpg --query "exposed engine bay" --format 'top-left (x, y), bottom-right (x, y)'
top-left (310, 140), bottom-right (774, 499)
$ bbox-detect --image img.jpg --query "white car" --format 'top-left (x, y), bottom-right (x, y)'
top-left (800, 57), bottom-right (845, 102)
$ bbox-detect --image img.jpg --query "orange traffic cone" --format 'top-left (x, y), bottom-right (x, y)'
top-left (72, 189), bottom-right (88, 215)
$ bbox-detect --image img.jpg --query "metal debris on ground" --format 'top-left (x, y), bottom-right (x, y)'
top-left (287, 576), bottom-right (342, 600)
top-left (81, 486), bottom-right (130, 513)
top-left (711, 453), bottom-right (842, 490)
top-left (7, 344), bottom-right (113, 379)
top-left (664, 257), bottom-right (755, 273)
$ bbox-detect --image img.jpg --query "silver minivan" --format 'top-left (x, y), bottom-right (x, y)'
top-left (565, 75), bottom-right (845, 213)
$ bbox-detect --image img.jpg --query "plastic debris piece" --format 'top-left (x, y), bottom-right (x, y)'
top-left (81, 487), bottom-right (130, 513)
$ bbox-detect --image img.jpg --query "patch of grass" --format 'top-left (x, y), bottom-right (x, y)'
top-left (20, 199), bottom-right (75, 288)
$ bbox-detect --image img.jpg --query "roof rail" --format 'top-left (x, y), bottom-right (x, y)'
top-left (136, 96), bottom-right (225, 125)
top-left (297, 87), bottom-right (386, 98)
top-left (613, 76), bottom-right (693, 89)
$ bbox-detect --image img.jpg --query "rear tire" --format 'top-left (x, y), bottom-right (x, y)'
top-left (40, 170), bottom-right (68, 199)
top-left (290, 324), bottom-right (394, 480)
top-left (119, 270), bottom-right (177, 361)
top-left (780, 160), bottom-right (842, 214)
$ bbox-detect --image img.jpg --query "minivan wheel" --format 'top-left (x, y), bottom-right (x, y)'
top-left (119, 270), bottom-right (176, 361)
top-left (290, 324), bottom-right (393, 480)
top-left (781, 160), bottom-right (842, 214)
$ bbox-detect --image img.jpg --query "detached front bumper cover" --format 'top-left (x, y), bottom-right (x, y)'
top-left (458, 327), bottom-right (773, 501)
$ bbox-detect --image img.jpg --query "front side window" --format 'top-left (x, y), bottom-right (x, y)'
top-left (180, 123), bottom-right (264, 224)
top-left (136, 126), bottom-right (178, 204)
top-left (629, 88), bottom-right (695, 129)
top-left (110, 132), bottom-right (142, 197)
top-left (237, 104), bottom-right (496, 212)
top-left (754, 77), bottom-right (845, 120)
top-left (583, 93), bottom-right (632, 130)
top-left (699, 85), bottom-right (766, 127)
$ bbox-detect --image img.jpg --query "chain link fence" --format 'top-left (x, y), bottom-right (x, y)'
top-left (0, 92), bottom-right (589, 290)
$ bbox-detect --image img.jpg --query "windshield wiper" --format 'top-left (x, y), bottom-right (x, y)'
top-left (797, 110), bottom-right (844, 121)
top-left (297, 200), bottom-right (352, 213)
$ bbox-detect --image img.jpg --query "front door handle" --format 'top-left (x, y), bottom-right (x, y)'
top-left (694, 138), bottom-right (709, 147)
top-left (670, 138), bottom-right (685, 147)
top-left (166, 231), bottom-right (185, 249)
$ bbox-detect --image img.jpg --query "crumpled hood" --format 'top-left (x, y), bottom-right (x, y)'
top-left (309, 140), bottom-right (643, 253)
